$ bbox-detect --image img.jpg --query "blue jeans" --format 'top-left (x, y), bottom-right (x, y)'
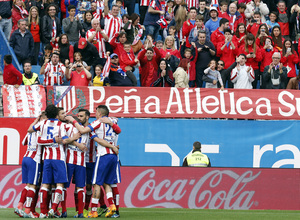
top-left (145, 24), bottom-right (160, 42)
top-left (0, 18), bottom-right (12, 40)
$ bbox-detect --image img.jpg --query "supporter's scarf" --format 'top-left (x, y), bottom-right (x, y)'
top-left (15, 5), bottom-right (28, 18)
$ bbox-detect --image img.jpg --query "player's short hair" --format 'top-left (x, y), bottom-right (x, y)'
top-left (45, 104), bottom-right (58, 119)
top-left (57, 107), bottom-right (64, 115)
top-left (193, 141), bottom-right (201, 150)
top-left (4, 55), bottom-right (12, 64)
top-left (78, 109), bottom-right (90, 117)
top-left (96, 105), bottom-right (109, 116)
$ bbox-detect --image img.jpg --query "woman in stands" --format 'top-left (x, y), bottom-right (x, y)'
top-left (271, 25), bottom-right (284, 51)
top-left (160, 36), bottom-right (181, 59)
top-left (81, 11), bottom-right (93, 38)
top-left (11, 0), bottom-right (28, 35)
top-left (233, 23), bottom-right (247, 49)
top-left (239, 33), bottom-right (262, 89)
top-left (26, 6), bottom-right (41, 65)
top-left (280, 39), bottom-right (299, 83)
top-left (255, 23), bottom-right (270, 50)
top-left (57, 34), bottom-right (74, 64)
top-left (123, 13), bottom-right (144, 44)
top-left (151, 59), bottom-right (174, 87)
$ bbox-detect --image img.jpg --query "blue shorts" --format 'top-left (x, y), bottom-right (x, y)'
top-left (86, 162), bottom-right (95, 185)
top-left (92, 154), bottom-right (119, 186)
top-left (66, 163), bottom-right (86, 188)
top-left (22, 157), bottom-right (41, 185)
top-left (42, 159), bottom-right (68, 184)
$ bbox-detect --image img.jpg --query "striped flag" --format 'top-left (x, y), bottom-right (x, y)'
top-left (102, 56), bottom-right (111, 78)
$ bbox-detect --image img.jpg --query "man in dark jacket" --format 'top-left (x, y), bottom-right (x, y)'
top-left (41, 4), bottom-right (61, 45)
top-left (0, 0), bottom-right (12, 40)
top-left (9, 19), bottom-right (34, 65)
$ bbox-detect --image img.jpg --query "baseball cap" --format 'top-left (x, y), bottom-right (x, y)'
top-left (210, 6), bottom-right (218, 12)
top-left (110, 53), bottom-right (118, 58)
top-left (78, 38), bottom-right (87, 49)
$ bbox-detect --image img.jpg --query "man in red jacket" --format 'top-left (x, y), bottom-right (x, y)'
top-left (182, 7), bottom-right (197, 48)
top-left (210, 18), bottom-right (229, 49)
top-left (3, 54), bottom-right (22, 88)
top-left (137, 40), bottom-right (161, 87)
top-left (224, 3), bottom-right (244, 31)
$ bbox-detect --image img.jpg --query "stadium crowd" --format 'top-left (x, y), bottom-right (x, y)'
top-left (3, 0), bottom-right (300, 89)
top-left (15, 104), bottom-right (121, 218)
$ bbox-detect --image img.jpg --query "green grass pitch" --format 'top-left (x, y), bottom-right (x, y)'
top-left (1, 208), bottom-right (300, 220)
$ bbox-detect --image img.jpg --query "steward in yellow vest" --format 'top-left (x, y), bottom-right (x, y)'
top-left (182, 141), bottom-right (211, 167)
top-left (22, 61), bottom-right (40, 85)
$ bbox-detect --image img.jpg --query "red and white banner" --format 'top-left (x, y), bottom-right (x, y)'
top-left (46, 86), bottom-right (300, 120)
top-left (2, 85), bottom-right (46, 117)
top-left (0, 166), bottom-right (299, 210)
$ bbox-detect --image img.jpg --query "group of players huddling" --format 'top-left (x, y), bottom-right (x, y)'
top-left (14, 104), bottom-right (121, 218)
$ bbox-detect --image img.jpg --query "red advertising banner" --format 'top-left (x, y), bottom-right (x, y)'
top-left (0, 166), bottom-right (299, 210)
top-left (46, 86), bottom-right (300, 120)
top-left (2, 85), bottom-right (46, 117)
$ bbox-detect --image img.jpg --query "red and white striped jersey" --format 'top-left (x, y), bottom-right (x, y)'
top-left (22, 132), bottom-right (42, 163)
top-left (88, 117), bottom-right (116, 156)
top-left (52, 19), bottom-right (57, 38)
top-left (104, 14), bottom-right (122, 41)
top-left (96, 0), bottom-right (104, 18)
top-left (93, 11), bottom-right (101, 21)
top-left (33, 119), bottom-right (68, 161)
top-left (65, 124), bottom-right (89, 167)
top-left (186, 0), bottom-right (198, 8)
top-left (86, 131), bottom-right (97, 163)
top-left (140, 0), bottom-right (150, 6)
top-left (43, 61), bottom-right (66, 86)
top-left (86, 28), bottom-right (106, 58)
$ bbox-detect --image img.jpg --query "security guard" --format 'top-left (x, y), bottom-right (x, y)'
top-left (22, 60), bottom-right (40, 85)
top-left (182, 141), bottom-right (211, 167)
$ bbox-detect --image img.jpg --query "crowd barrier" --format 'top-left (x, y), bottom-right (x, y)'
top-left (2, 85), bottom-right (300, 119)
top-left (0, 117), bottom-right (299, 168)
top-left (0, 165), bottom-right (299, 210)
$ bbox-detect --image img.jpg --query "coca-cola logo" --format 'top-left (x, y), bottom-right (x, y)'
top-left (0, 168), bottom-right (22, 208)
top-left (124, 169), bottom-right (261, 209)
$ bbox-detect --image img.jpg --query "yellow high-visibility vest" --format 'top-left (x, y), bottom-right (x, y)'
top-left (186, 151), bottom-right (209, 167)
top-left (22, 73), bottom-right (38, 85)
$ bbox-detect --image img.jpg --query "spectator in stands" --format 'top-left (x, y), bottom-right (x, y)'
top-left (255, 23), bottom-right (270, 49)
top-left (217, 59), bottom-right (237, 88)
top-left (11, 0), bottom-right (28, 36)
top-left (74, 38), bottom-right (102, 72)
top-left (262, 52), bottom-right (287, 89)
top-left (40, 51), bottom-right (66, 86)
top-left (108, 53), bottom-right (136, 86)
top-left (86, 18), bottom-right (109, 63)
top-left (286, 75), bottom-right (300, 90)
top-left (203, 59), bottom-right (224, 90)
top-left (205, 7), bottom-right (221, 35)
top-left (41, 4), bottom-right (61, 48)
top-left (24, 0), bottom-right (44, 18)
top-left (266, 11), bottom-right (279, 33)
top-left (226, 3), bottom-right (244, 31)
top-left (195, 30), bottom-right (216, 88)
top-left (245, 0), bottom-right (269, 24)
top-left (210, 18), bottom-right (229, 49)
top-left (151, 59), bottom-right (174, 87)
top-left (10, 19), bottom-right (34, 65)
top-left (231, 54), bottom-right (255, 89)
top-left (182, 7), bottom-right (197, 47)
top-left (165, 0), bottom-right (174, 24)
top-left (239, 33), bottom-right (262, 88)
top-left (139, 0), bottom-right (150, 25)
top-left (22, 60), bottom-right (40, 85)
top-left (198, 0), bottom-right (210, 23)
top-left (276, 1), bottom-right (290, 38)
top-left (65, 59), bottom-right (92, 86)
top-left (57, 34), bottom-right (74, 64)
top-left (280, 39), bottom-right (299, 81)
top-left (168, 4), bottom-right (187, 43)
top-left (109, 31), bottom-right (127, 57)
top-left (218, 1), bottom-right (229, 19)
top-left (77, 0), bottom-right (92, 22)
top-left (0, 0), bottom-right (12, 40)
top-left (166, 26), bottom-right (180, 49)
top-left (3, 54), bottom-right (23, 88)
top-left (233, 23), bottom-right (247, 48)
top-left (173, 58), bottom-right (190, 88)
top-left (189, 15), bottom-right (210, 44)
top-left (138, 39), bottom-right (161, 87)
top-left (104, 0), bottom-right (122, 41)
top-left (246, 11), bottom-right (262, 36)
top-left (144, 0), bottom-right (166, 41)
top-left (271, 25), bottom-right (284, 51)
top-left (25, 6), bottom-right (41, 65)
top-left (290, 4), bottom-right (300, 42)
top-left (81, 10), bottom-right (93, 38)
top-left (62, 5), bottom-right (83, 46)
top-left (237, 3), bottom-right (247, 22)
top-left (74, 51), bottom-right (90, 70)
top-left (92, 64), bottom-right (106, 86)
top-left (181, 40), bottom-right (197, 87)
top-left (39, 44), bottom-right (52, 66)
top-left (123, 13), bottom-right (145, 45)
top-left (120, 41), bottom-right (139, 72)
top-left (160, 36), bottom-right (181, 60)
top-left (216, 28), bottom-right (238, 69)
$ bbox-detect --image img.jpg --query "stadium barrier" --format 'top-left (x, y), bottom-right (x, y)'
top-left (2, 85), bottom-right (300, 119)
top-left (0, 117), bottom-right (299, 168)
top-left (0, 165), bottom-right (299, 210)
